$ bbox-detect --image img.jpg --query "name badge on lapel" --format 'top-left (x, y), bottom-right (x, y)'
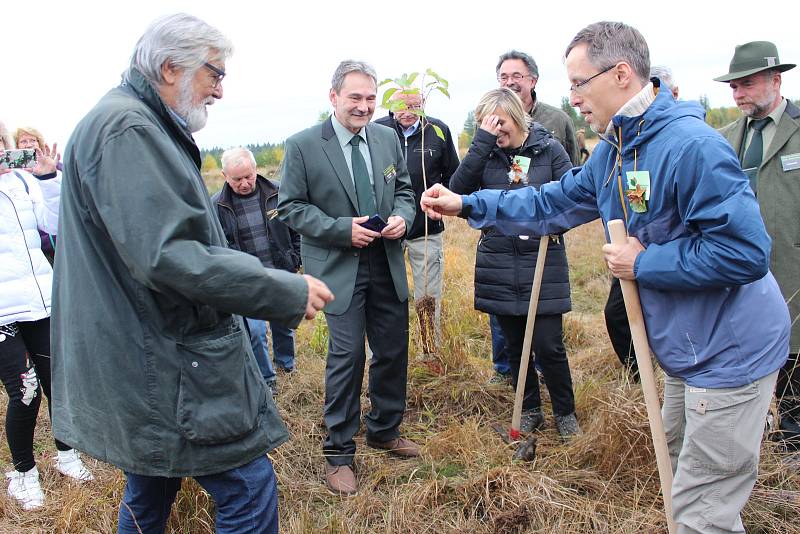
top-left (780, 153), bottom-right (800, 172)
top-left (625, 170), bottom-right (651, 213)
top-left (383, 164), bottom-right (397, 183)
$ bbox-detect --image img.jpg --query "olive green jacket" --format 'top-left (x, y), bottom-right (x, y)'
top-left (529, 94), bottom-right (580, 166)
top-left (277, 118), bottom-right (415, 315)
top-left (720, 100), bottom-right (800, 352)
top-left (51, 68), bottom-right (308, 477)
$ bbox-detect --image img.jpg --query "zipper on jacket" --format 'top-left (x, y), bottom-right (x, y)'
top-left (0, 190), bottom-right (49, 313)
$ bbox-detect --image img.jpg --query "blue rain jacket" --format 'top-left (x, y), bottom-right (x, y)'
top-left (461, 87), bottom-right (789, 388)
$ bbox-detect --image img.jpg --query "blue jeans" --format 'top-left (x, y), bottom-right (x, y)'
top-left (246, 319), bottom-right (296, 382)
top-left (490, 315), bottom-right (511, 375)
top-left (117, 455), bottom-right (278, 534)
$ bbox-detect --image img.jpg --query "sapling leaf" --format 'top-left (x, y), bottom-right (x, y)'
top-left (382, 88), bottom-right (399, 106)
top-left (436, 86), bottom-right (451, 99)
top-left (388, 100), bottom-right (408, 112)
top-left (432, 124), bottom-right (445, 141)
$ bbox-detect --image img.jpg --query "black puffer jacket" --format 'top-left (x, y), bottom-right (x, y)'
top-left (212, 175), bottom-right (301, 272)
top-left (375, 114), bottom-right (460, 239)
top-left (450, 124), bottom-right (572, 316)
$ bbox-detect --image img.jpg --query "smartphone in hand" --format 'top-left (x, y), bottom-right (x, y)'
top-left (358, 214), bottom-right (388, 232)
top-left (0, 149), bottom-right (36, 169)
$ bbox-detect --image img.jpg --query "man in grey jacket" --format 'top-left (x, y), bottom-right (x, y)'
top-left (52, 13), bottom-right (332, 533)
top-left (717, 41), bottom-right (800, 450)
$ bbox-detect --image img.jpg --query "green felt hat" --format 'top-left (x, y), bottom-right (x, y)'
top-left (715, 41), bottom-right (795, 82)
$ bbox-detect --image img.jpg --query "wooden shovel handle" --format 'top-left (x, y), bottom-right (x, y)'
top-left (510, 236), bottom-right (549, 439)
top-left (607, 219), bottom-right (676, 534)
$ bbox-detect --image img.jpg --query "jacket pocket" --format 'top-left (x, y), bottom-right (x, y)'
top-left (176, 327), bottom-right (266, 444)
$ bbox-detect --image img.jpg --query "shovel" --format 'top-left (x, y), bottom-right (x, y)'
top-left (509, 235), bottom-right (550, 440)
top-left (607, 219), bottom-right (676, 534)
top-left (492, 235), bottom-right (550, 461)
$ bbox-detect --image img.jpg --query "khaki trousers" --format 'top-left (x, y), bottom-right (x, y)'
top-left (662, 370), bottom-right (778, 533)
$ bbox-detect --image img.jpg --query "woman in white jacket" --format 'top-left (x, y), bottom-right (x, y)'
top-left (0, 124), bottom-right (92, 511)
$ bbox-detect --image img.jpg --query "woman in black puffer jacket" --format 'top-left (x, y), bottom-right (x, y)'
top-left (450, 88), bottom-right (580, 437)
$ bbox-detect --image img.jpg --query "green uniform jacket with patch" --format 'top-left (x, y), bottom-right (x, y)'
top-left (720, 100), bottom-right (800, 352)
top-left (277, 118), bottom-right (415, 315)
top-left (51, 68), bottom-right (308, 477)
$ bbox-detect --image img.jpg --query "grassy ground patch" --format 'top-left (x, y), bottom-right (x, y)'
top-left (1, 211), bottom-right (798, 533)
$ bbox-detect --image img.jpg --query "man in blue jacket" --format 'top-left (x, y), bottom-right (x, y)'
top-left (421, 21), bottom-right (789, 533)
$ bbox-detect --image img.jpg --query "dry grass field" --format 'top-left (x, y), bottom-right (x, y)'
top-left (1, 195), bottom-right (799, 532)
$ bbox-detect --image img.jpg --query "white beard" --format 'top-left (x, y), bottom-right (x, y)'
top-left (175, 73), bottom-right (213, 132)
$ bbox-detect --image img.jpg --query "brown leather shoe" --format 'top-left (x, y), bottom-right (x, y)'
top-left (365, 436), bottom-right (420, 457)
top-left (324, 463), bottom-right (358, 496)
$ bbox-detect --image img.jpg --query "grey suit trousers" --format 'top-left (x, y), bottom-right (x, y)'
top-left (322, 241), bottom-right (409, 466)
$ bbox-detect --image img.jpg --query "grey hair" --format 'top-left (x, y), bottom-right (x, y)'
top-left (128, 13), bottom-right (233, 85)
top-left (565, 21), bottom-right (650, 84)
top-left (496, 50), bottom-right (539, 79)
top-left (0, 119), bottom-right (13, 149)
top-left (474, 88), bottom-right (532, 134)
top-left (331, 60), bottom-right (377, 93)
top-left (221, 147), bottom-right (257, 171)
top-left (649, 65), bottom-right (675, 90)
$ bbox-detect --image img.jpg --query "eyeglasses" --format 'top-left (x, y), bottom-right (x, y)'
top-left (204, 62), bottom-right (226, 88)
top-left (569, 64), bottom-right (616, 93)
top-left (497, 72), bottom-right (530, 83)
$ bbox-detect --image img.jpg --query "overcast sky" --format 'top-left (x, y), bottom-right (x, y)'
top-left (4, 0), bottom-right (798, 150)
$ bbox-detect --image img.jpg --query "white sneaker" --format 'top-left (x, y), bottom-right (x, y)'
top-left (55, 449), bottom-right (94, 482)
top-left (6, 466), bottom-right (44, 510)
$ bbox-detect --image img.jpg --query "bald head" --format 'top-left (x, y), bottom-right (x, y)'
top-left (391, 91), bottom-right (423, 129)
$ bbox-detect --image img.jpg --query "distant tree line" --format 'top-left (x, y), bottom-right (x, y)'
top-left (199, 96), bottom-right (800, 172)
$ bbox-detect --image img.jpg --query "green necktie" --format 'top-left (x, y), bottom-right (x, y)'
top-left (349, 135), bottom-right (376, 215)
top-left (741, 117), bottom-right (771, 195)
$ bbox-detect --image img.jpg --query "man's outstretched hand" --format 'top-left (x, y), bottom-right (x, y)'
top-left (420, 184), bottom-right (463, 221)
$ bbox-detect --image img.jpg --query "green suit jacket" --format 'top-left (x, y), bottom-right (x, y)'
top-left (278, 118), bottom-right (416, 315)
top-left (720, 100), bottom-right (800, 352)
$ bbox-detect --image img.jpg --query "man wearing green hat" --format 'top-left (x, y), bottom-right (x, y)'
top-left (717, 41), bottom-right (800, 451)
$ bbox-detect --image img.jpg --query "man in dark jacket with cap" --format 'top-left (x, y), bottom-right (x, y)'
top-left (716, 41), bottom-right (800, 451)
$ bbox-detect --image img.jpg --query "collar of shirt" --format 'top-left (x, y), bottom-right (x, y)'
top-left (167, 107), bottom-right (189, 131)
top-left (602, 82), bottom-right (656, 142)
top-left (331, 113), bottom-right (366, 148)
top-left (401, 119), bottom-right (420, 138)
top-left (744, 98), bottom-right (786, 157)
top-left (747, 97), bottom-right (786, 129)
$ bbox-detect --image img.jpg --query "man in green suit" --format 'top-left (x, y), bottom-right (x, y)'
top-left (278, 60), bottom-right (418, 495)
top-left (716, 41), bottom-right (800, 450)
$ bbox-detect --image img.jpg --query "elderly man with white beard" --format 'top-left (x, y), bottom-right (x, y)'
top-left (51, 13), bottom-right (332, 534)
